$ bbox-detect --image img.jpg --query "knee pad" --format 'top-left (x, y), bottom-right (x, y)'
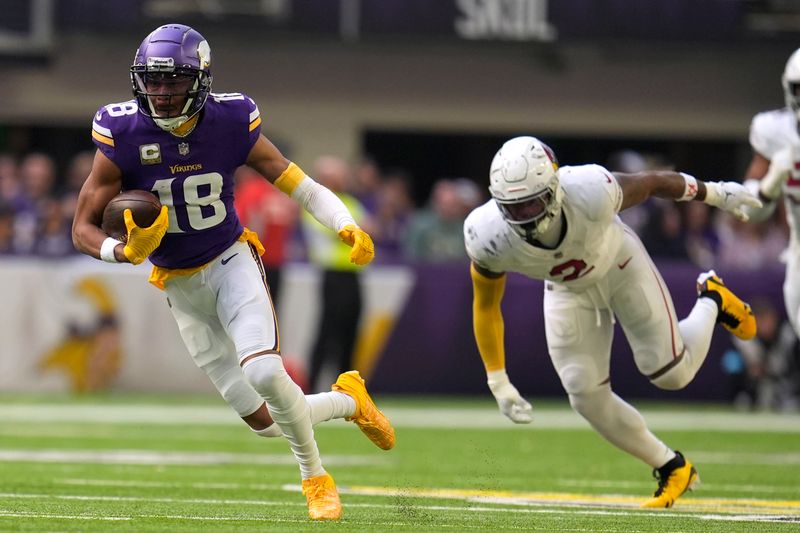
top-left (203, 362), bottom-right (263, 417)
top-left (242, 354), bottom-right (308, 425)
top-left (241, 354), bottom-right (287, 397)
top-left (567, 385), bottom-right (610, 419)
top-left (558, 363), bottom-right (595, 396)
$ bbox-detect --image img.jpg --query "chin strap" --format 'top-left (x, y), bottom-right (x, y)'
top-left (154, 114), bottom-right (189, 132)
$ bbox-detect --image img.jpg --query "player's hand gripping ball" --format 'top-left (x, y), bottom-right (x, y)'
top-left (101, 190), bottom-right (162, 242)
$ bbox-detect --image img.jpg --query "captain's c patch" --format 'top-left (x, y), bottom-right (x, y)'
top-left (139, 144), bottom-right (161, 165)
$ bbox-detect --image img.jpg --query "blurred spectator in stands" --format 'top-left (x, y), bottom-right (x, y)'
top-left (61, 151), bottom-right (95, 222)
top-left (302, 155), bottom-right (370, 391)
top-left (640, 201), bottom-right (689, 261)
top-left (728, 298), bottom-right (800, 411)
top-left (0, 154), bottom-right (25, 212)
top-left (0, 203), bottom-right (17, 255)
top-left (16, 153), bottom-right (57, 254)
top-left (684, 201), bottom-right (719, 270)
top-left (63, 151), bottom-right (94, 195)
top-left (234, 166), bottom-right (299, 304)
top-left (403, 178), bottom-right (471, 263)
top-left (33, 198), bottom-right (76, 257)
top-left (371, 168), bottom-right (414, 262)
top-left (607, 150), bottom-right (651, 234)
top-left (715, 215), bottom-right (787, 271)
top-left (352, 156), bottom-right (382, 215)
top-left (454, 177), bottom-right (484, 213)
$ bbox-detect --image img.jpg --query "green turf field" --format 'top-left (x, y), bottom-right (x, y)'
top-left (1, 394), bottom-right (799, 532)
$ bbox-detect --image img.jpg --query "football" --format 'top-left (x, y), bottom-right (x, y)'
top-left (101, 190), bottom-right (162, 242)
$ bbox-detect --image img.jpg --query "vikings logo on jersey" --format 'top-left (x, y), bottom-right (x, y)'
top-left (91, 93), bottom-right (263, 269)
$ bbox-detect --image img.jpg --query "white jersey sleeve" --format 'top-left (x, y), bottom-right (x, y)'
top-left (559, 164), bottom-right (623, 223)
top-left (464, 201), bottom-right (508, 272)
top-left (749, 108), bottom-right (796, 160)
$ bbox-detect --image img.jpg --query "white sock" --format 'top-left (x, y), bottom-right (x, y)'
top-left (243, 354), bottom-right (325, 479)
top-left (570, 386), bottom-right (674, 468)
top-left (652, 297), bottom-right (718, 390)
top-left (252, 392), bottom-right (357, 438)
top-left (307, 391), bottom-right (357, 423)
top-left (678, 297), bottom-right (717, 370)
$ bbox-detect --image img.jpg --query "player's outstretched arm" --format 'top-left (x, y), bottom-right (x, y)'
top-left (246, 134), bottom-right (375, 265)
top-left (614, 170), bottom-right (762, 221)
top-left (471, 262), bottom-right (533, 424)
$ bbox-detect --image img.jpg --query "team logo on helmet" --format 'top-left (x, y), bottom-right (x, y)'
top-left (130, 24), bottom-right (213, 134)
top-left (488, 136), bottom-right (564, 240)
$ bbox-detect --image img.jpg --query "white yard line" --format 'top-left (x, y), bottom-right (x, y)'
top-left (0, 449), bottom-right (386, 466)
top-left (56, 478), bottom-right (287, 491)
top-left (56, 476), bottom-right (799, 497)
top-left (0, 511), bottom-right (130, 521)
top-left (0, 404), bottom-right (798, 432)
top-left (556, 478), bottom-right (797, 494)
top-left (0, 490), bottom-right (798, 524)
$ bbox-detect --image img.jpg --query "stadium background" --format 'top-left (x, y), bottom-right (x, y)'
top-left (0, 0), bottom-right (798, 403)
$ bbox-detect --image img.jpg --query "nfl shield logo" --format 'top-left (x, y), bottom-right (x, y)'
top-left (178, 142), bottom-right (190, 156)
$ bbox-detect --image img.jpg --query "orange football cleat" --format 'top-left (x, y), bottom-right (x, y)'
top-left (332, 370), bottom-right (396, 450)
top-left (301, 473), bottom-right (342, 520)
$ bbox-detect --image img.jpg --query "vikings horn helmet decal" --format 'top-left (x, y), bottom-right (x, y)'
top-left (130, 24), bottom-right (213, 132)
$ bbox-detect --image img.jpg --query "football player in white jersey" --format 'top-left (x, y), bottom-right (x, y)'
top-left (742, 48), bottom-right (800, 338)
top-left (465, 136), bottom-right (761, 508)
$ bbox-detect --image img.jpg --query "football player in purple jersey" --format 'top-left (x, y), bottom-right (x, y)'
top-left (72, 24), bottom-right (394, 521)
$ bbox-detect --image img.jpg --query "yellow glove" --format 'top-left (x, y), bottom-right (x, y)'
top-left (122, 206), bottom-right (169, 265)
top-left (337, 224), bottom-right (375, 266)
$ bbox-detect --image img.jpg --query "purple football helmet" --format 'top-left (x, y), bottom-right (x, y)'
top-left (130, 24), bottom-right (213, 131)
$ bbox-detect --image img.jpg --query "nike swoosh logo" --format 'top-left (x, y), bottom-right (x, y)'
top-left (618, 256), bottom-right (633, 270)
top-left (221, 253), bottom-right (239, 265)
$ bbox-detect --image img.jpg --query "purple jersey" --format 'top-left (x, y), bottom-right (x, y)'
top-left (91, 93), bottom-right (262, 268)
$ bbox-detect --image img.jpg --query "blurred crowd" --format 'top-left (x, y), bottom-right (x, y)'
top-left (0, 147), bottom-right (798, 409)
top-left (0, 151), bottom-right (91, 257)
top-left (607, 149), bottom-right (789, 273)
top-left (0, 148), bottom-right (791, 270)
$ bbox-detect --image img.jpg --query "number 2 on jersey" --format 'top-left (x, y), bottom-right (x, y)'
top-left (550, 259), bottom-right (595, 281)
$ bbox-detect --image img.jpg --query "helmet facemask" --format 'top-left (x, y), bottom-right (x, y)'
top-left (495, 183), bottom-right (563, 241)
top-left (130, 25), bottom-right (213, 133)
top-left (488, 136), bottom-right (563, 240)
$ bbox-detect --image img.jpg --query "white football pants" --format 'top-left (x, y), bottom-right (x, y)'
top-left (165, 239), bottom-right (325, 479)
top-left (544, 228), bottom-right (718, 468)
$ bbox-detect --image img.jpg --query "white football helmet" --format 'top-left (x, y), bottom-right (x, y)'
top-left (489, 136), bottom-right (563, 239)
top-left (782, 47), bottom-right (800, 120)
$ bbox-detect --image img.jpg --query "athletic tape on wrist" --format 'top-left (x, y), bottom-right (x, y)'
top-left (100, 237), bottom-right (123, 263)
top-left (678, 173), bottom-right (698, 202)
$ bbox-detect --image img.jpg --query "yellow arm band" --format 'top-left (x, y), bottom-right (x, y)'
top-left (471, 263), bottom-right (507, 372)
top-left (274, 162), bottom-right (306, 195)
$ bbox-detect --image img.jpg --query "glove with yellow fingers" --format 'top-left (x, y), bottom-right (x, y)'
top-left (337, 224), bottom-right (375, 266)
top-left (122, 205), bottom-right (169, 265)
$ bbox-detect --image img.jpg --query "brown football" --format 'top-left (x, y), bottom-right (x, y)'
top-left (101, 190), bottom-right (162, 242)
